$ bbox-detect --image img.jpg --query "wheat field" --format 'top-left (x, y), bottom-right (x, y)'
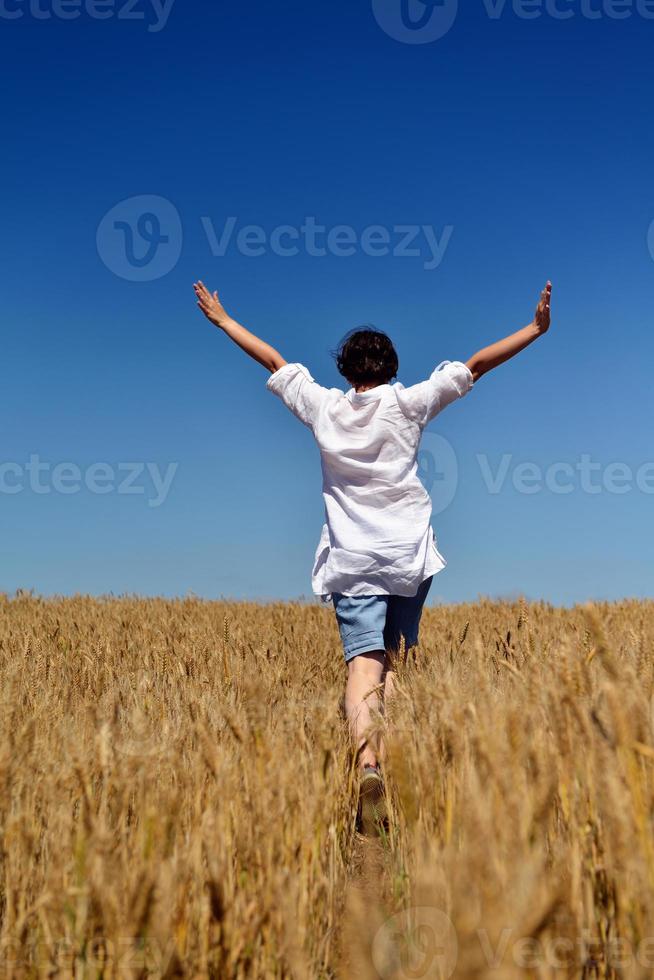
top-left (1, 593), bottom-right (654, 978)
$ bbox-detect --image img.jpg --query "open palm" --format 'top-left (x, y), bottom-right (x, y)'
top-left (534, 281), bottom-right (552, 334)
top-left (194, 281), bottom-right (227, 327)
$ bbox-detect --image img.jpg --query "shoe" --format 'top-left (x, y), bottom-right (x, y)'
top-left (358, 764), bottom-right (387, 836)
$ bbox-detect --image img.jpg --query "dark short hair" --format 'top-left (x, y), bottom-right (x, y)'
top-left (333, 327), bottom-right (399, 386)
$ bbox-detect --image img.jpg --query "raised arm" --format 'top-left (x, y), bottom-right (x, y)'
top-left (193, 281), bottom-right (287, 373)
top-left (465, 282), bottom-right (552, 382)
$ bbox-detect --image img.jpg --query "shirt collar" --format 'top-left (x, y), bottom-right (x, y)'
top-left (347, 383), bottom-right (391, 402)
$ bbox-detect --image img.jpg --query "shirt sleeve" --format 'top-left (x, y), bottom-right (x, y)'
top-left (266, 363), bottom-right (329, 430)
top-left (396, 360), bottom-right (474, 427)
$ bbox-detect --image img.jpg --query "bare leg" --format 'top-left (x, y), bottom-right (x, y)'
top-left (345, 651), bottom-right (385, 769)
top-left (382, 662), bottom-right (397, 706)
top-left (377, 650), bottom-right (400, 766)
top-left (382, 644), bottom-right (404, 708)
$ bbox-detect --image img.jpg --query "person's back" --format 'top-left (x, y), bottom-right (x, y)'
top-left (266, 353), bottom-right (473, 598)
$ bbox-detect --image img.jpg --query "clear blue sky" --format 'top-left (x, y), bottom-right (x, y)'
top-left (2, 0), bottom-right (653, 604)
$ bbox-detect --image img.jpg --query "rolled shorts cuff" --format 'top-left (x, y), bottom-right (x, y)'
top-left (341, 629), bottom-right (386, 663)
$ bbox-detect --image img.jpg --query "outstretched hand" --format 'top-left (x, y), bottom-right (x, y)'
top-left (193, 281), bottom-right (229, 328)
top-left (465, 279), bottom-right (553, 381)
top-left (192, 281), bottom-right (287, 372)
top-left (534, 281), bottom-right (552, 334)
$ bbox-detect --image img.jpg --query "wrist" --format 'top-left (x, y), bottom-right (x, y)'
top-left (215, 314), bottom-right (235, 331)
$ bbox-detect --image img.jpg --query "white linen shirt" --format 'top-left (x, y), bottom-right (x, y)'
top-left (266, 360), bottom-right (474, 598)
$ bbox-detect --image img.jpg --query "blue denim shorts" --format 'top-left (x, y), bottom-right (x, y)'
top-left (331, 577), bottom-right (433, 663)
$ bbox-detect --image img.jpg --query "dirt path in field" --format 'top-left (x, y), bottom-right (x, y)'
top-left (334, 829), bottom-right (396, 978)
top-left (347, 832), bottom-right (390, 901)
